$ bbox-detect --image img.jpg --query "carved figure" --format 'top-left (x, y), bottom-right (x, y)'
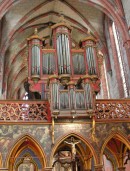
top-left (64, 137), bottom-right (81, 160)
top-left (124, 150), bottom-right (130, 165)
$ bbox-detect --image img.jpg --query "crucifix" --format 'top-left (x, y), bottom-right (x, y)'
top-left (64, 137), bottom-right (81, 161)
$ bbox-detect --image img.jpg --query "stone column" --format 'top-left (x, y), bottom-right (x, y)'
top-left (94, 165), bottom-right (103, 171)
top-left (118, 167), bottom-right (126, 171)
top-left (43, 167), bottom-right (53, 171)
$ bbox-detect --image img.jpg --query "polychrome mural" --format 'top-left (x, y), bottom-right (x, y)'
top-left (0, 122), bottom-right (129, 166)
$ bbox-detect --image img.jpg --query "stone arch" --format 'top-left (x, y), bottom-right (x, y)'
top-left (49, 132), bottom-right (98, 167)
top-left (5, 134), bottom-right (47, 170)
top-left (100, 131), bottom-right (130, 165)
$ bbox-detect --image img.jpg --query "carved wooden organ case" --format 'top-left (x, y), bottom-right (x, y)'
top-left (27, 22), bottom-right (101, 118)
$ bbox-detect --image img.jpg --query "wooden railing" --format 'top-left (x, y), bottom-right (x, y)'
top-left (0, 100), bottom-right (51, 122)
top-left (95, 99), bottom-right (130, 121)
top-left (0, 99), bottom-right (129, 122)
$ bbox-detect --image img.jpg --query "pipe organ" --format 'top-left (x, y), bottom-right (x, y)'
top-left (27, 21), bottom-right (102, 118)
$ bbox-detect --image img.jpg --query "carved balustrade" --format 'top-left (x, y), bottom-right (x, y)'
top-left (0, 100), bottom-right (51, 122)
top-left (95, 99), bottom-right (130, 121)
top-left (0, 99), bottom-right (129, 122)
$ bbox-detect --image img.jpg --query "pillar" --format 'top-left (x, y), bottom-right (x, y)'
top-left (118, 167), bottom-right (126, 171)
top-left (94, 165), bottom-right (103, 171)
top-left (43, 167), bottom-right (53, 171)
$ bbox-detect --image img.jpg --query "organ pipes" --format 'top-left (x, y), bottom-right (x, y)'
top-left (57, 34), bottom-right (71, 74)
top-left (82, 75), bottom-right (93, 110)
top-left (86, 46), bottom-right (96, 75)
top-left (81, 36), bottom-right (98, 76)
top-left (85, 83), bottom-right (92, 109)
top-left (27, 28), bottom-right (42, 80)
top-left (31, 45), bottom-right (40, 75)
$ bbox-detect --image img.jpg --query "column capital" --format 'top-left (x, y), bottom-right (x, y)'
top-left (43, 167), bottom-right (53, 171)
top-left (118, 167), bottom-right (126, 171)
top-left (94, 164), bottom-right (103, 171)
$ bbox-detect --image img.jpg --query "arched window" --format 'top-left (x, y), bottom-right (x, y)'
top-left (103, 155), bottom-right (113, 171)
top-left (17, 155), bottom-right (37, 171)
top-left (112, 22), bottom-right (128, 97)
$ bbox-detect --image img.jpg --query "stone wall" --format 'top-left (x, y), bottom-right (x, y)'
top-left (121, 0), bottom-right (130, 31)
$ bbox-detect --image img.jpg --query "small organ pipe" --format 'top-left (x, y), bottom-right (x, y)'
top-left (62, 34), bottom-right (66, 73)
top-left (59, 35), bottom-right (63, 74)
top-left (65, 35), bottom-right (68, 73)
top-left (66, 36), bottom-right (71, 74)
top-left (90, 47), bottom-right (94, 74)
top-left (86, 47), bottom-right (90, 74)
top-left (92, 48), bottom-right (96, 74)
top-left (57, 37), bottom-right (61, 73)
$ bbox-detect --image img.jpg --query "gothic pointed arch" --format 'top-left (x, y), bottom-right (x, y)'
top-left (100, 131), bottom-right (130, 166)
top-left (5, 134), bottom-right (47, 170)
top-left (49, 132), bottom-right (98, 167)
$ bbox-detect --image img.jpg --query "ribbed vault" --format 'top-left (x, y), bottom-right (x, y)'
top-left (0, 0), bottom-right (127, 99)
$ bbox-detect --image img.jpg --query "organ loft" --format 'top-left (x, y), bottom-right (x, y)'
top-left (27, 19), bottom-right (102, 118)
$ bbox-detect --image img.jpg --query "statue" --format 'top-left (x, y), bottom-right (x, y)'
top-left (64, 137), bottom-right (81, 160)
top-left (124, 150), bottom-right (130, 165)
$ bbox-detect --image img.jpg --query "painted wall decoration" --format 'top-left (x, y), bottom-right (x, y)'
top-left (0, 122), bottom-right (129, 165)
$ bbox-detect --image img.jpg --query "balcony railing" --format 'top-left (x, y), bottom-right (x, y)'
top-left (0, 99), bottom-right (129, 122)
top-left (0, 100), bottom-right (51, 122)
top-left (95, 99), bottom-right (130, 121)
